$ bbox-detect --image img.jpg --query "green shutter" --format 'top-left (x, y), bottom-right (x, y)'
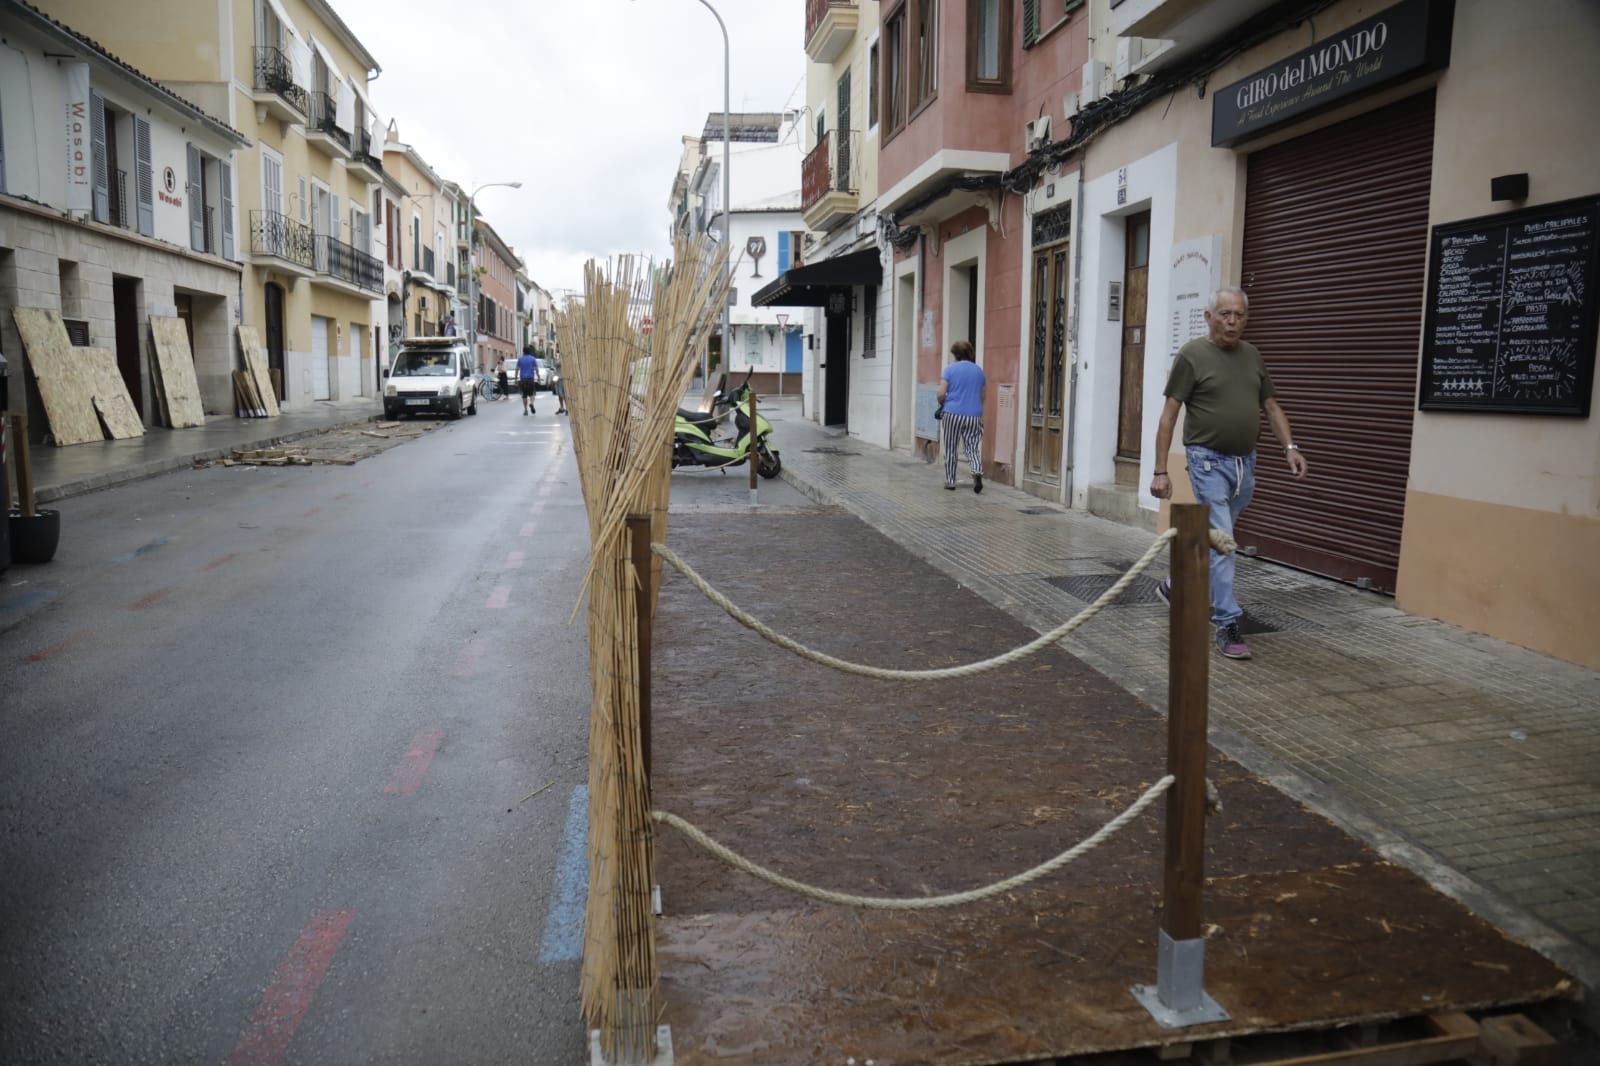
top-left (1022, 0), bottom-right (1039, 47)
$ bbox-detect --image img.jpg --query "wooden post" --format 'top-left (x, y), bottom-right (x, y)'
top-left (747, 386), bottom-right (758, 502)
top-left (13, 414), bottom-right (36, 517)
top-left (1134, 502), bottom-right (1228, 1026)
top-left (627, 514), bottom-right (653, 785)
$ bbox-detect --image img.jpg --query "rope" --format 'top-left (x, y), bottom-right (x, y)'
top-left (652, 775), bottom-right (1174, 910)
top-left (652, 529), bottom-right (1236, 682)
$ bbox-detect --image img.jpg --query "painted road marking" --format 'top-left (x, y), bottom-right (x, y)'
top-left (505, 551), bottom-right (525, 569)
top-left (302, 508), bottom-right (320, 518)
top-left (202, 553), bottom-right (240, 572)
top-left (129, 587), bottom-right (176, 610)
top-left (383, 729), bottom-right (445, 796)
top-left (451, 638), bottom-right (485, 678)
top-left (485, 586), bottom-right (511, 609)
top-left (223, 910), bottom-right (353, 1066)
top-left (113, 536), bottom-right (170, 562)
top-left (0, 589), bottom-right (53, 613)
top-left (520, 523), bottom-right (536, 537)
top-left (538, 784), bottom-right (589, 962)
top-left (24, 630), bottom-right (90, 663)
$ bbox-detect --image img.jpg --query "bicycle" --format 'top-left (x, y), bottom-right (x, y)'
top-left (476, 374), bottom-right (496, 402)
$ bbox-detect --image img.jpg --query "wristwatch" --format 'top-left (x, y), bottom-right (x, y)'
top-left (1284, 444), bottom-right (1300, 454)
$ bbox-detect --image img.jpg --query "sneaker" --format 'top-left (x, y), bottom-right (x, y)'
top-left (973, 473), bottom-right (983, 494)
top-left (944, 483), bottom-right (957, 491)
top-left (1215, 620), bottom-right (1252, 660)
top-left (1155, 579), bottom-right (1171, 606)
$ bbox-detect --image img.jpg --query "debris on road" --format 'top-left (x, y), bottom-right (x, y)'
top-left (196, 420), bottom-right (444, 469)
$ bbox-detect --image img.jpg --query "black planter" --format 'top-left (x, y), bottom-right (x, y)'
top-left (9, 508), bottom-right (61, 564)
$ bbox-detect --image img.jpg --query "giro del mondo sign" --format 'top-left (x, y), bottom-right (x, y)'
top-left (1211, 0), bottom-right (1454, 147)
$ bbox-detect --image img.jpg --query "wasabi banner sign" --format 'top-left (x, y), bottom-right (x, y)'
top-left (1211, 0), bottom-right (1454, 147)
top-left (61, 61), bottom-right (92, 214)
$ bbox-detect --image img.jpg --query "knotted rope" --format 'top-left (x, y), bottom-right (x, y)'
top-left (651, 775), bottom-right (1174, 910)
top-left (652, 528), bottom-right (1235, 682)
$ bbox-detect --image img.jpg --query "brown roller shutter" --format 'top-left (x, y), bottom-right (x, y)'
top-left (1237, 90), bottom-right (1435, 592)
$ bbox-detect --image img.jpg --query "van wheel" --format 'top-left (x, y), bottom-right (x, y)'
top-left (447, 397), bottom-right (463, 420)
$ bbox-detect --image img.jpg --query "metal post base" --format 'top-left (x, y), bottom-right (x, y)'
top-left (1131, 931), bottom-right (1230, 1028)
top-left (589, 1025), bottom-right (673, 1066)
top-left (652, 884), bottom-right (663, 916)
top-left (748, 489), bottom-right (758, 507)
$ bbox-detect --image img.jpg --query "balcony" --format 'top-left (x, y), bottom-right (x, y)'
top-left (251, 46), bottom-right (309, 125)
top-left (250, 209), bottom-right (317, 279)
top-left (110, 169), bottom-right (130, 230)
top-left (801, 130), bottom-right (859, 233)
top-left (305, 92), bottom-right (351, 158)
top-left (313, 234), bottom-right (383, 294)
top-left (447, 262), bottom-right (457, 290)
top-left (1109, 0), bottom-right (1275, 72)
top-left (805, 0), bottom-right (858, 64)
top-left (347, 128), bottom-right (384, 183)
top-left (422, 247), bottom-right (436, 278)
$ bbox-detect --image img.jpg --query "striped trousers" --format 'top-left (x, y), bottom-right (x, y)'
top-left (942, 413), bottom-right (984, 486)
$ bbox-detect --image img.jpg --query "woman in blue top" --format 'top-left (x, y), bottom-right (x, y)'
top-left (938, 340), bottom-right (987, 493)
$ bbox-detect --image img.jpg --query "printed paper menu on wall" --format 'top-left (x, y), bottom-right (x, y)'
top-left (1420, 195), bottom-right (1599, 416)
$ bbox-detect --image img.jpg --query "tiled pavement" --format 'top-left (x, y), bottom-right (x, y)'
top-left (763, 399), bottom-right (1600, 1001)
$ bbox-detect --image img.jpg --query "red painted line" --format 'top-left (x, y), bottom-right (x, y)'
top-left (302, 507), bottom-right (320, 518)
top-left (202, 553), bottom-right (240, 572)
top-left (451, 638), bottom-right (485, 678)
top-left (24, 630), bottom-right (90, 663)
top-left (384, 729), bottom-right (445, 796)
top-left (505, 550), bottom-right (525, 569)
top-left (519, 522), bottom-right (536, 537)
top-left (129, 587), bottom-right (175, 610)
top-left (485, 586), bottom-right (511, 609)
top-left (224, 910), bottom-right (354, 1066)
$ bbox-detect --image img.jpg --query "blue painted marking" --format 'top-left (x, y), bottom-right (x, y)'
top-left (113, 536), bottom-right (170, 563)
top-left (538, 783), bottom-right (589, 962)
top-left (0, 589), bottom-right (53, 613)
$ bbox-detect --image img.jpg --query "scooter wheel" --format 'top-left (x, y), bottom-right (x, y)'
top-left (757, 448), bottom-right (782, 479)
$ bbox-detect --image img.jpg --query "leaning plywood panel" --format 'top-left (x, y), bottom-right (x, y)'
top-left (148, 316), bottom-right (206, 428)
top-left (238, 325), bottom-right (280, 416)
top-left (10, 307), bottom-right (105, 446)
top-left (82, 347), bottom-right (145, 439)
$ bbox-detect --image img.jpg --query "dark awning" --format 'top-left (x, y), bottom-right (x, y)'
top-left (751, 248), bottom-right (881, 307)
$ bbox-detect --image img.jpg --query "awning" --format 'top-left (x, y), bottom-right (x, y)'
top-left (751, 248), bottom-right (881, 307)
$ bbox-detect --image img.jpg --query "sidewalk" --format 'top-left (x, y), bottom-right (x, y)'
top-left (762, 397), bottom-right (1600, 1001)
top-left (20, 398), bottom-right (384, 503)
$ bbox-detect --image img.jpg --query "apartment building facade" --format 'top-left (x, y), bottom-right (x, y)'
top-left (0, 0), bottom-right (250, 439)
top-left (380, 132), bottom-right (454, 341)
top-left (474, 218), bottom-right (519, 372)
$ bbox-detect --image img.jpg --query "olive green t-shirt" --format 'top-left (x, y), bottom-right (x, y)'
top-left (1163, 338), bottom-right (1276, 456)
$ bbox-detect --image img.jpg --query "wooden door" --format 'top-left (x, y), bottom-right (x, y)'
top-left (1024, 244), bottom-right (1068, 486)
top-left (1116, 211), bottom-right (1150, 459)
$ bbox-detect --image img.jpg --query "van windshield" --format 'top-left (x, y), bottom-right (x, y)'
top-left (391, 351), bottom-right (457, 377)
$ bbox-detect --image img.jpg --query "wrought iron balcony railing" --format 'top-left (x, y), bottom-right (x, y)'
top-left (110, 169), bottom-right (130, 229)
top-left (805, 0), bottom-right (856, 48)
top-left (252, 47), bottom-right (310, 115)
top-left (201, 205), bottom-right (216, 255)
top-left (308, 91), bottom-right (351, 149)
top-left (316, 234), bottom-right (384, 292)
top-left (352, 128), bottom-right (384, 172)
top-left (250, 209), bottom-right (315, 269)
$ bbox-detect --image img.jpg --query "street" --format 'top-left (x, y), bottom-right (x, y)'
top-left (0, 400), bottom-right (591, 1065)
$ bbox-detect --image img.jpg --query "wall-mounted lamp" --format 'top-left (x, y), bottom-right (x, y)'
top-left (1490, 174), bottom-right (1529, 202)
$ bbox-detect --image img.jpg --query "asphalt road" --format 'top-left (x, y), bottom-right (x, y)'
top-left (0, 398), bottom-right (594, 1065)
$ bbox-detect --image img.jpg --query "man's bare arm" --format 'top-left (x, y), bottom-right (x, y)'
top-left (1263, 397), bottom-right (1308, 478)
top-left (1150, 397), bottom-right (1182, 499)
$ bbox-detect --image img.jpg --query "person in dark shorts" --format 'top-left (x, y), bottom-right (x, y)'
top-left (497, 361), bottom-right (511, 401)
top-left (517, 348), bottom-right (539, 415)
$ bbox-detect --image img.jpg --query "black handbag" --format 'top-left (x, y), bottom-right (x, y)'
top-left (934, 403), bottom-right (944, 420)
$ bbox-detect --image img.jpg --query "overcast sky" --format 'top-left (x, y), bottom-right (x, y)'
top-left (333, 0), bottom-right (805, 296)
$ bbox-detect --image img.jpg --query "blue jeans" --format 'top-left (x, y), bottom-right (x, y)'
top-left (1185, 445), bottom-right (1255, 626)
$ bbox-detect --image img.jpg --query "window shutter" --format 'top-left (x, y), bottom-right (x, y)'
top-left (220, 159), bottom-right (235, 260)
top-left (0, 89), bottom-right (7, 193)
top-left (186, 143), bottom-right (204, 250)
top-left (1022, 0), bottom-right (1039, 46)
top-left (330, 192), bottom-right (340, 243)
top-left (90, 90), bottom-right (110, 222)
top-left (133, 116), bottom-right (154, 235)
top-left (298, 176), bottom-right (307, 223)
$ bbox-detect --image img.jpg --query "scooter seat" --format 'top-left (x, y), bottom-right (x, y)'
top-left (676, 407), bottom-right (718, 426)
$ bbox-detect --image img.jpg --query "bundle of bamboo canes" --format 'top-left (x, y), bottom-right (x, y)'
top-left (555, 234), bottom-right (730, 1062)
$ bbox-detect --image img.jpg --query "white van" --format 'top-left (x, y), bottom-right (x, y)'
top-left (384, 338), bottom-right (479, 420)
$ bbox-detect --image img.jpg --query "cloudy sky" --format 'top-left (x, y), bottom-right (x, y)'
top-left (333, 0), bottom-right (806, 296)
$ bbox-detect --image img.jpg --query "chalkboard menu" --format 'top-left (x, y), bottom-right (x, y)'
top-left (1420, 195), bottom-right (1599, 416)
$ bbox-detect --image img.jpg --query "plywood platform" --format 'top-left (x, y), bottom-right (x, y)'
top-left (649, 513), bottom-right (1573, 1065)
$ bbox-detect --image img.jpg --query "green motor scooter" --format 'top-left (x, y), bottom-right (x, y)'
top-left (671, 371), bottom-right (782, 478)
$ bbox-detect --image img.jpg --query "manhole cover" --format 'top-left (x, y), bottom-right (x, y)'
top-left (1018, 506), bottom-right (1060, 515)
top-left (1043, 573), bottom-right (1165, 605)
top-left (804, 447), bottom-right (859, 456)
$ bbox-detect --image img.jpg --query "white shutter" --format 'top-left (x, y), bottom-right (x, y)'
top-left (220, 160), bottom-right (235, 260)
top-left (90, 89), bottom-right (109, 222)
top-left (298, 176), bottom-right (307, 223)
top-left (133, 115), bottom-right (154, 235)
top-left (186, 143), bottom-right (204, 250)
top-left (335, 80), bottom-right (354, 132)
top-left (288, 37), bottom-right (312, 88)
top-left (330, 192), bottom-right (340, 244)
top-left (262, 152), bottom-right (282, 216)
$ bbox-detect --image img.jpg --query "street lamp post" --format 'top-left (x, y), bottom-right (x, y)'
top-left (467, 181), bottom-right (522, 373)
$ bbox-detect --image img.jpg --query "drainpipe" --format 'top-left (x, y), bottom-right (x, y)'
top-left (1064, 161), bottom-right (1086, 508)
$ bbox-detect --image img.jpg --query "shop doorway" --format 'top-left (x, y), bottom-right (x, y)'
top-left (1024, 242), bottom-right (1069, 495)
top-left (1116, 211), bottom-right (1150, 466)
top-left (823, 305), bottom-right (849, 426)
top-left (111, 276), bottom-right (143, 419)
top-left (310, 315), bottom-right (332, 400)
top-left (264, 283), bottom-right (286, 400)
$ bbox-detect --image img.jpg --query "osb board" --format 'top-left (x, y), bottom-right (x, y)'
top-left (10, 307), bottom-right (103, 446)
top-left (81, 347), bottom-right (143, 439)
top-left (649, 512), bottom-right (1573, 1065)
top-left (238, 325), bottom-right (280, 416)
top-left (148, 316), bottom-right (205, 428)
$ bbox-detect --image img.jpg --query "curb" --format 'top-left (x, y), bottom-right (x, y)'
top-left (34, 413), bottom-right (382, 504)
top-left (777, 457), bottom-right (1600, 1018)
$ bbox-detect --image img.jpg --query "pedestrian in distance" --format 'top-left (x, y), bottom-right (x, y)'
top-left (552, 358), bottom-right (568, 415)
top-left (938, 340), bottom-right (987, 493)
top-left (517, 348), bottom-right (539, 415)
top-left (1151, 286), bottom-right (1308, 661)
top-left (497, 360), bottom-right (511, 401)
top-left (442, 314), bottom-right (457, 337)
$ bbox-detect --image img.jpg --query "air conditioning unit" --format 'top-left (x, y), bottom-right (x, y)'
top-left (1062, 92), bottom-right (1080, 121)
top-left (1080, 59), bottom-right (1106, 105)
top-left (1024, 115), bottom-right (1053, 153)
